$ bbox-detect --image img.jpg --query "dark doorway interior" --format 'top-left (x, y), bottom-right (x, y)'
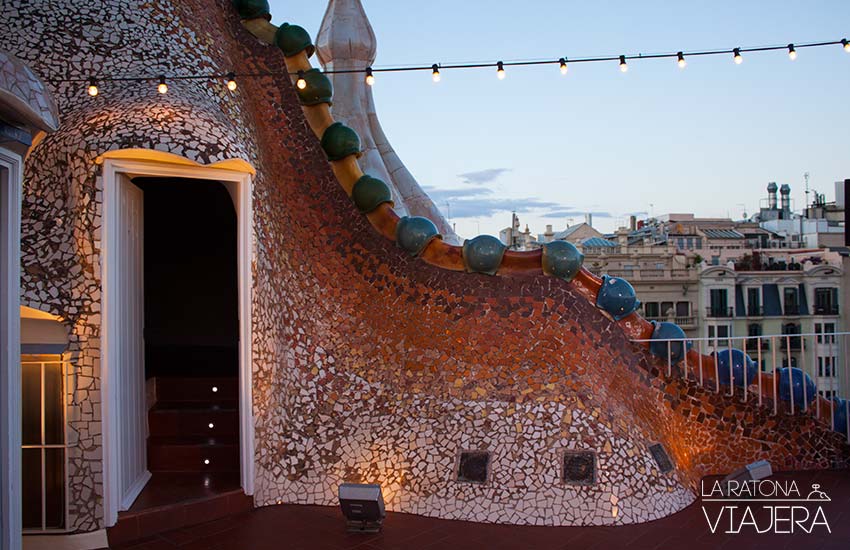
top-left (133, 178), bottom-right (238, 379)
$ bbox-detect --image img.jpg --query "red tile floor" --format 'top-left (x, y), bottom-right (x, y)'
top-left (114, 470), bottom-right (849, 550)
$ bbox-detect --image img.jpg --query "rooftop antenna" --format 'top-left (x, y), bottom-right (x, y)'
top-left (803, 172), bottom-right (810, 207)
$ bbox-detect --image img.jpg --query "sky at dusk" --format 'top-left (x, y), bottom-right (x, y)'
top-left (269, 0), bottom-right (850, 238)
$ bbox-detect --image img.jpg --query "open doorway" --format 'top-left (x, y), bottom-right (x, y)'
top-left (101, 156), bottom-right (254, 531)
top-left (128, 177), bottom-right (241, 512)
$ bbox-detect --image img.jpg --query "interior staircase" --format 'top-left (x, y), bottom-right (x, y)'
top-left (107, 376), bottom-right (251, 547)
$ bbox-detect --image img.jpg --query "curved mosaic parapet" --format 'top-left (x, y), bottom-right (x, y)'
top-left (236, 3), bottom-right (846, 433)
top-left (0, 49), bottom-right (59, 132)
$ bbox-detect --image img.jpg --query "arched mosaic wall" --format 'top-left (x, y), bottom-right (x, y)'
top-left (1, 0), bottom-right (847, 531)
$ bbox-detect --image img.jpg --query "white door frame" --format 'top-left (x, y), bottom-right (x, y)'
top-left (101, 156), bottom-right (254, 527)
top-left (0, 148), bottom-right (23, 550)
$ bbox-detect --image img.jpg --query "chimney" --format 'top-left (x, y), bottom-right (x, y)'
top-left (780, 184), bottom-right (791, 217)
top-left (585, 213), bottom-right (593, 227)
top-left (767, 182), bottom-right (778, 209)
top-left (629, 215), bottom-right (637, 231)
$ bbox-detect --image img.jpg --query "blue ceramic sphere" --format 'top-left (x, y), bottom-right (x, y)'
top-left (596, 275), bottom-right (640, 321)
top-left (832, 398), bottom-right (848, 435)
top-left (541, 241), bottom-right (583, 281)
top-left (776, 367), bottom-right (817, 406)
top-left (649, 322), bottom-right (691, 365)
top-left (713, 348), bottom-right (757, 388)
top-left (462, 235), bottom-right (506, 275)
top-left (396, 216), bottom-right (440, 257)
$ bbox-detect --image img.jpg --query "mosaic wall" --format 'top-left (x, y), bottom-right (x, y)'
top-left (1, 0), bottom-right (847, 532)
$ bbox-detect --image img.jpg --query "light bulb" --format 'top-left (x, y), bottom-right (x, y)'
top-left (733, 48), bottom-right (743, 64)
top-left (157, 75), bottom-right (168, 94)
top-left (619, 55), bottom-right (628, 73)
top-left (788, 44), bottom-right (797, 61)
top-left (432, 64), bottom-right (441, 82)
top-left (365, 67), bottom-right (375, 86)
top-left (226, 72), bottom-right (237, 91)
top-left (843, 39), bottom-right (850, 53)
top-left (204, 459), bottom-right (210, 465)
top-left (296, 71), bottom-right (307, 90)
top-left (497, 61), bottom-right (505, 80)
top-left (208, 422), bottom-right (215, 429)
top-left (212, 386), bottom-right (218, 393)
top-left (677, 52), bottom-right (687, 69)
top-left (87, 77), bottom-right (98, 97)
top-left (559, 58), bottom-right (568, 75)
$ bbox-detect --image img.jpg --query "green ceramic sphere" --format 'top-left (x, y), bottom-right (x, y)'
top-left (275, 23), bottom-right (315, 58)
top-left (231, 0), bottom-right (270, 20)
top-left (541, 241), bottom-right (584, 281)
top-left (396, 216), bottom-right (441, 257)
top-left (351, 175), bottom-right (393, 213)
top-left (296, 69), bottom-right (333, 106)
top-left (462, 235), bottom-right (507, 275)
top-left (321, 122), bottom-right (361, 161)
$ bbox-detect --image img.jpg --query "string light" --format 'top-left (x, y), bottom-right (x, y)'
top-left (54, 38), bottom-right (849, 98)
top-left (788, 44), bottom-right (797, 61)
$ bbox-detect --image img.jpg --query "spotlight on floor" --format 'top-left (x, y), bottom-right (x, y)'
top-left (721, 459), bottom-right (772, 496)
top-left (338, 483), bottom-right (385, 533)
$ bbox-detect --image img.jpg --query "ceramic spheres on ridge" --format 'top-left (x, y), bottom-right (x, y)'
top-left (396, 216), bottom-right (441, 257)
top-left (462, 235), bottom-right (507, 276)
top-left (713, 348), bottom-right (758, 388)
top-left (541, 241), bottom-right (583, 281)
top-left (596, 275), bottom-right (640, 321)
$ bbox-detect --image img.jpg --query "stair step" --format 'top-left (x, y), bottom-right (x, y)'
top-left (154, 376), bottom-right (238, 403)
top-left (148, 436), bottom-right (239, 473)
top-left (149, 406), bottom-right (238, 438)
top-left (107, 473), bottom-right (250, 548)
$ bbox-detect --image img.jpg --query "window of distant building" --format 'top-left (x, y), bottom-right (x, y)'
top-left (644, 302), bottom-right (660, 318)
top-left (708, 324), bottom-right (730, 346)
top-left (675, 302), bottom-right (690, 317)
top-left (709, 289), bottom-right (729, 317)
top-left (818, 356), bottom-right (836, 377)
top-left (783, 287), bottom-right (800, 315)
top-left (816, 322), bottom-right (836, 343)
top-left (814, 287), bottom-right (839, 315)
top-left (746, 288), bottom-right (761, 316)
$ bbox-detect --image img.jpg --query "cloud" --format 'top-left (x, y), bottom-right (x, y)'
top-left (541, 210), bottom-right (613, 219)
top-left (423, 185), bottom-right (568, 219)
top-left (457, 168), bottom-right (511, 185)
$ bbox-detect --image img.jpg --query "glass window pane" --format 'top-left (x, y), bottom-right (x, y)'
top-left (22, 364), bottom-right (41, 446)
top-left (22, 448), bottom-right (42, 529)
top-left (43, 363), bottom-right (64, 445)
top-left (45, 448), bottom-right (65, 529)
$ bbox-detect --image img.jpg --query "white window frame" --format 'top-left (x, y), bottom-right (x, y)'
top-left (0, 149), bottom-right (23, 550)
top-left (101, 156), bottom-right (255, 527)
top-left (20, 358), bottom-right (70, 533)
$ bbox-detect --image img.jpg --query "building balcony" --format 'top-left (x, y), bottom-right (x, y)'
top-left (814, 305), bottom-right (840, 316)
top-left (746, 305), bottom-right (763, 317)
top-left (784, 305), bottom-right (802, 316)
top-left (745, 337), bottom-right (770, 350)
top-left (646, 316), bottom-right (697, 327)
top-left (706, 307), bottom-right (734, 318)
